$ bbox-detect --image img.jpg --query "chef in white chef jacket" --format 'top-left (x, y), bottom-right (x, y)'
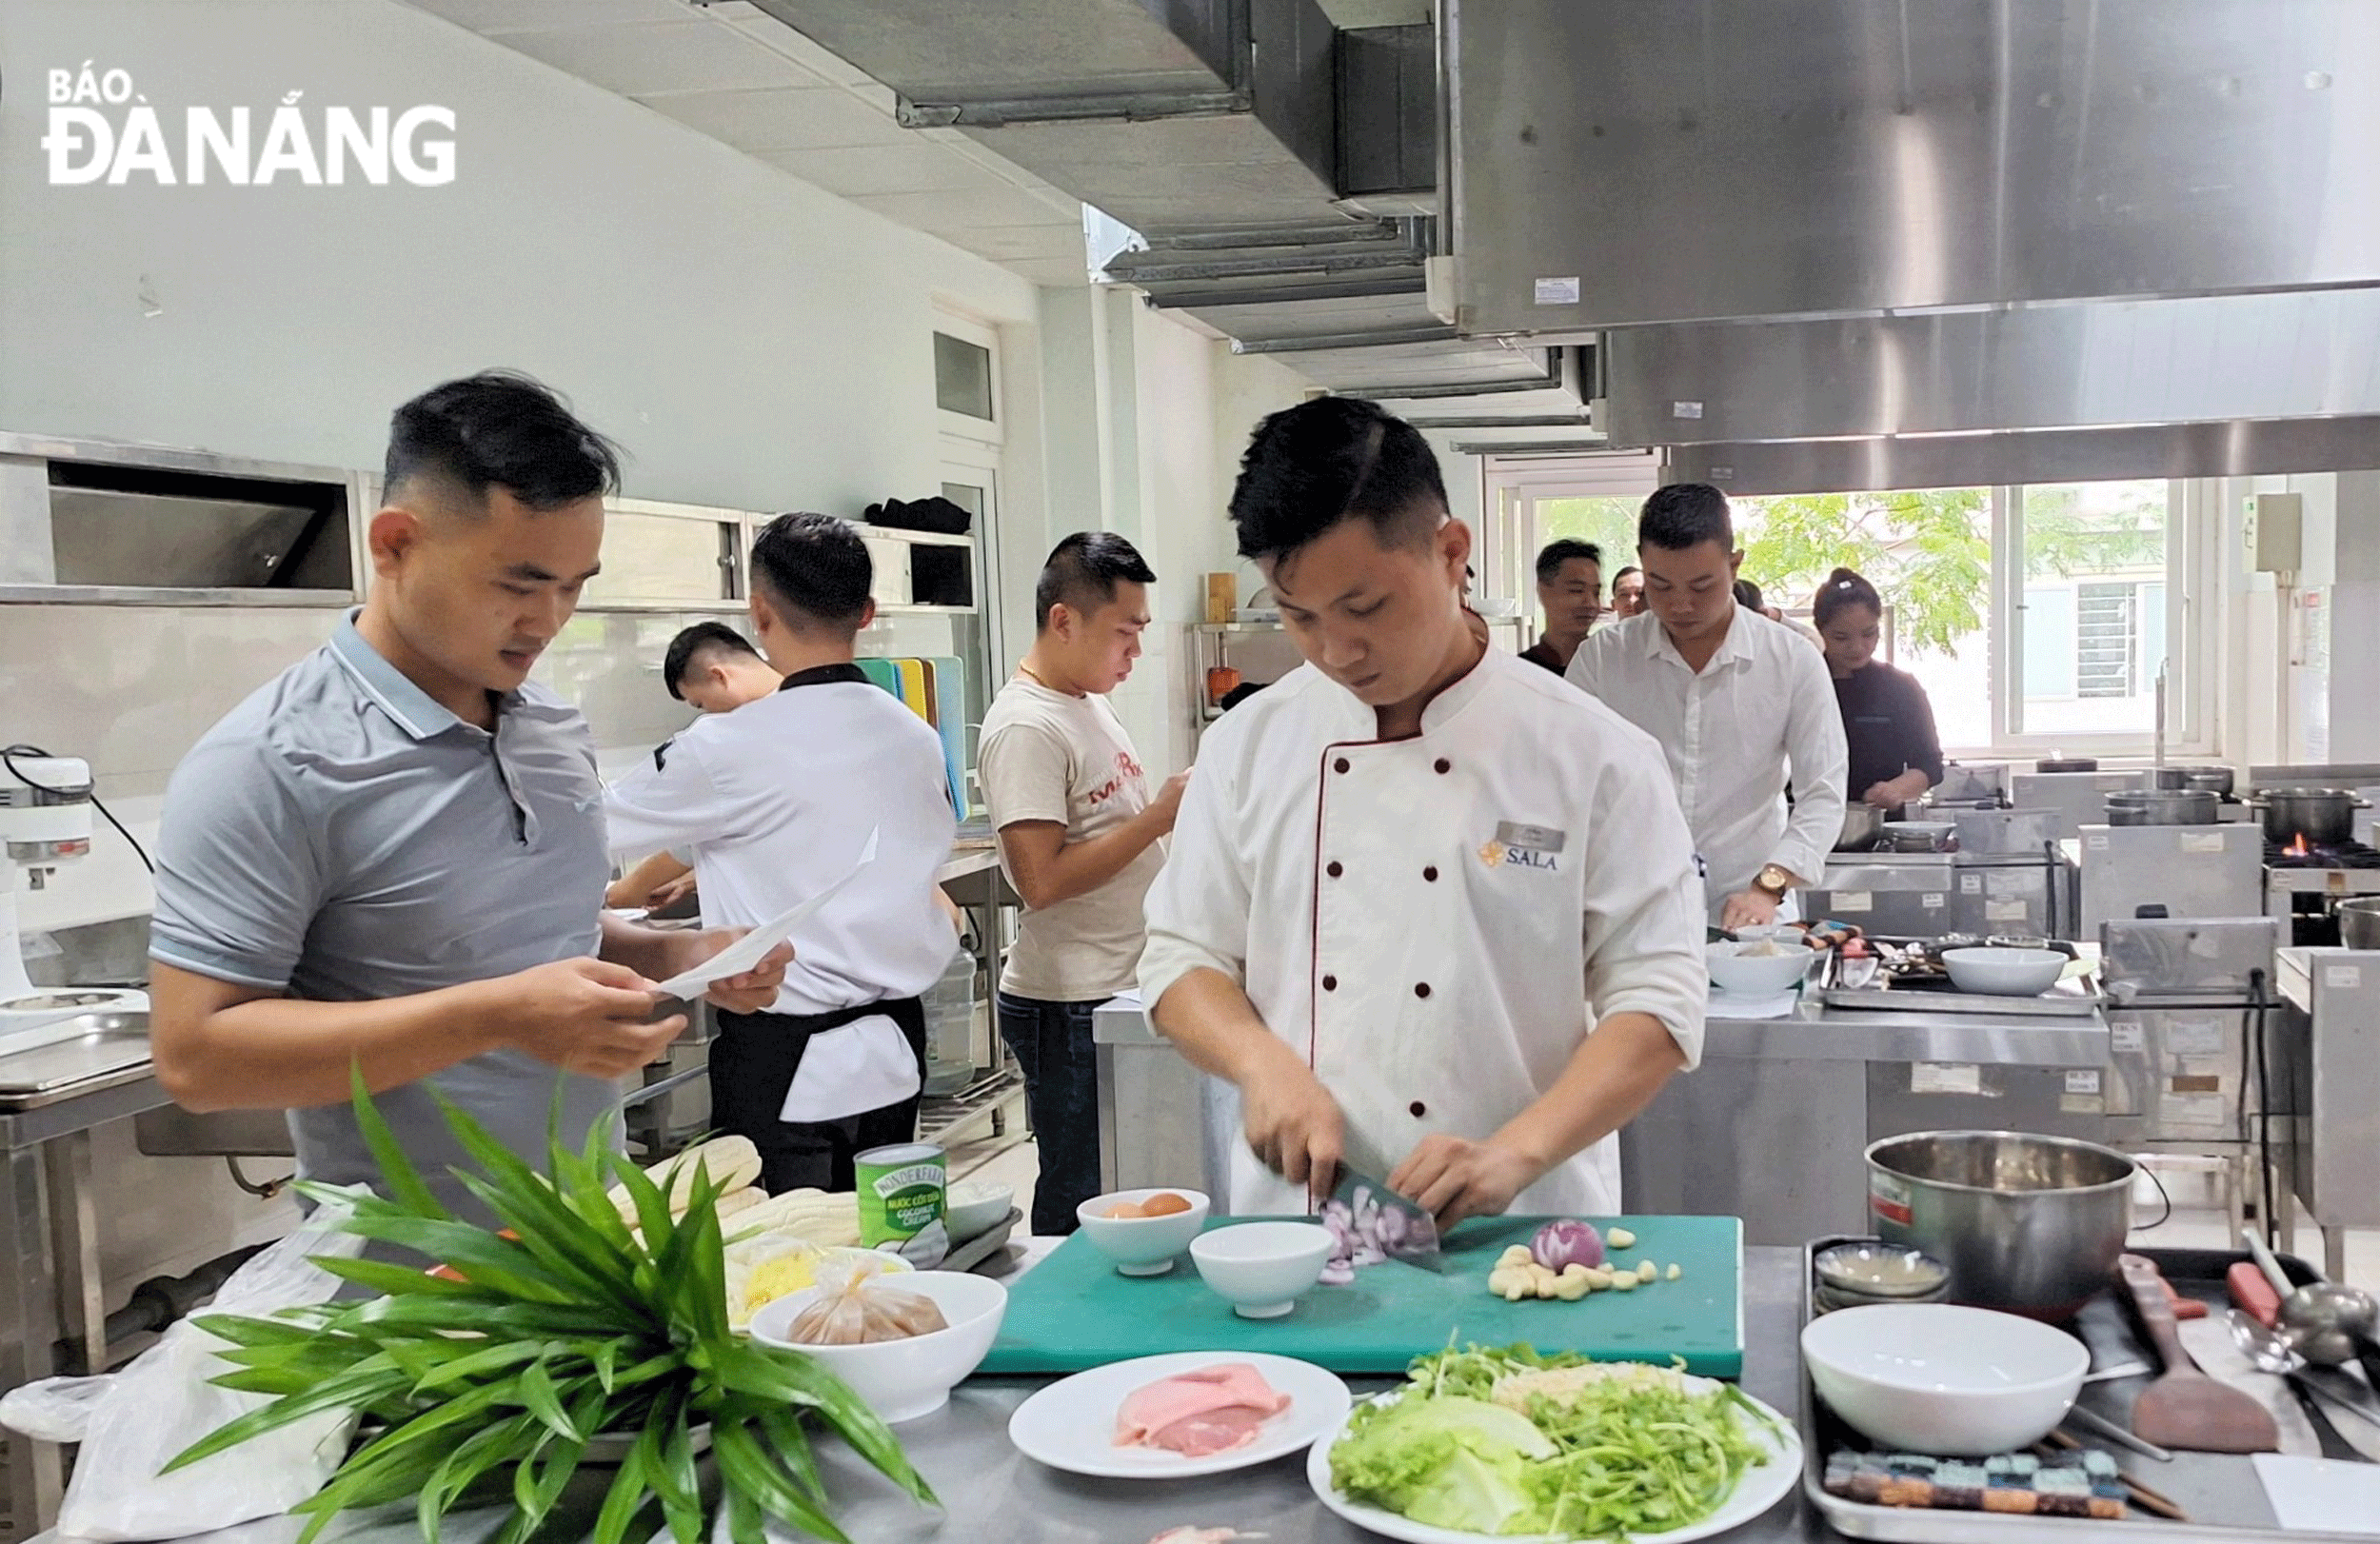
top-left (1140, 399), bottom-right (1708, 1225)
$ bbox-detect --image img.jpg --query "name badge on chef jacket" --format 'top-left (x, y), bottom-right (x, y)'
top-left (1481, 821), bottom-right (1569, 873)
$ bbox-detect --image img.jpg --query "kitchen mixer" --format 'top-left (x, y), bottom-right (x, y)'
top-left (0, 752), bottom-right (147, 1040)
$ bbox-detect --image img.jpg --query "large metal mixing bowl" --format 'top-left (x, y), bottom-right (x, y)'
top-left (1866, 1131), bottom-right (2137, 1320)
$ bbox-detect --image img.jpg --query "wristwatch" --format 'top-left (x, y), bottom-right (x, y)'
top-left (1753, 863), bottom-right (1795, 900)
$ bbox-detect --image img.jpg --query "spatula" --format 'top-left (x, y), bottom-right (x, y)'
top-left (2118, 1254), bottom-right (2280, 1454)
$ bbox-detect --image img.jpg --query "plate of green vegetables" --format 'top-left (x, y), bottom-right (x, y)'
top-left (1309, 1344), bottom-right (1799, 1543)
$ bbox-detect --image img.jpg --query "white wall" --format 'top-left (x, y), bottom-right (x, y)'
top-left (0, 0), bottom-right (1067, 1294)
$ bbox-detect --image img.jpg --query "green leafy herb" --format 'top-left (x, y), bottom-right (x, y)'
top-left (1329, 1344), bottom-right (1779, 1540)
top-left (166, 1068), bottom-right (935, 1544)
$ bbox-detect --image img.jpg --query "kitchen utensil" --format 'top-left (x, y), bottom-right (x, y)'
top-left (1802, 1303), bottom-right (2086, 1455)
top-left (2039, 1431), bottom-right (2188, 1518)
top-left (1866, 1132), bottom-right (2135, 1318)
top-left (2154, 766), bottom-right (2235, 797)
top-left (2242, 1227), bottom-right (2380, 1369)
top-left (982, 1215), bottom-right (1746, 1376)
top-left (1836, 803), bottom-right (1888, 852)
top-left (1325, 1167), bottom-right (1442, 1271)
top-left (1707, 940), bottom-right (1816, 996)
top-left (2105, 790), bottom-right (2219, 826)
top-left (1075, 1188), bottom-right (1212, 1276)
top-left (1189, 1221), bottom-right (1335, 1318)
top-left (2340, 897), bottom-right (2380, 950)
top-left (1883, 819), bottom-right (1957, 852)
top-left (2248, 787), bottom-right (2369, 846)
top-left (2229, 1310), bottom-right (2380, 1436)
top-left (2082, 1360), bottom-right (2154, 1384)
top-left (748, 1270), bottom-right (1008, 1424)
top-left (2060, 1402), bottom-right (2174, 1461)
top-left (1939, 946), bottom-right (2067, 997)
top-left (1308, 1380), bottom-right (1801, 1544)
top-left (1812, 1242), bottom-right (1951, 1303)
top-left (1006, 1351), bottom-right (1351, 1479)
top-left (2230, 1260), bottom-right (2285, 1327)
top-left (2280, 1282), bottom-right (2380, 1369)
top-left (2116, 1255), bottom-right (2280, 1454)
top-left (2188, 1313), bottom-right (2328, 1459)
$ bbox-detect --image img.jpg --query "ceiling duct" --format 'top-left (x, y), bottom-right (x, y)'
top-left (1448, 0), bottom-right (2380, 337)
top-left (747, 0), bottom-right (1592, 430)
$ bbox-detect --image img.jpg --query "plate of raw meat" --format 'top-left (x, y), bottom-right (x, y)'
top-left (1007, 1352), bottom-right (1352, 1478)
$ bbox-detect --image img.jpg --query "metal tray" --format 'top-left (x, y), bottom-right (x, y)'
top-left (943, 1206), bottom-right (1021, 1274)
top-left (1820, 987), bottom-right (2103, 1019)
top-left (0, 1012), bottom-right (153, 1107)
top-left (1800, 1235), bottom-right (2376, 1542)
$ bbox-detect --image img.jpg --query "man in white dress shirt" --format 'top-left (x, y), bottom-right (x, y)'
top-left (604, 514), bottom-right (959, 1193)
top-left (1568, 484), bottom-right (1848, 931)
top-left (1140, 397), bottom-right (1706, 1226)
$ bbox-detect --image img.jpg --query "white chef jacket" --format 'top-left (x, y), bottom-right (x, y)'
top-left (603, 664), bottom-right (959, 1119)
top-left (1138, 648), bottom-right (1707, 1219)
top-left (1568, 610), bottom-right (1848, 920)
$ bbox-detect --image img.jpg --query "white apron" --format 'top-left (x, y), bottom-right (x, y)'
top-left (1140, 651), bottom-right (1708, 1220)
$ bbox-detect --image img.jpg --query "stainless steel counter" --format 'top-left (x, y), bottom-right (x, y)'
top-left (42, 1247), bottom-right (1836, 1544)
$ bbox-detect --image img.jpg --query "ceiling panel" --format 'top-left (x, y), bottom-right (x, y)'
top-left (940, 226), bottom-right (1089, 263)
top-left (849, 185), bottom-right (1080, 231)
top-left (780, 143), bottom-right (995, 198)
top-left (635, 86), bottom-right (915, 150)
top-left (497, 19), bottom-right (793, 96)
top-left (407, 0), bottom-right (694, 30)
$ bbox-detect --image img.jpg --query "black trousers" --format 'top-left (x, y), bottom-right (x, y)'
top-left (709, 997), bottom-right (928, 1195)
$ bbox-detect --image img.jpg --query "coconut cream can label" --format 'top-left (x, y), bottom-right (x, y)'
top-left (857, 1142), bottom-right (946, 1244)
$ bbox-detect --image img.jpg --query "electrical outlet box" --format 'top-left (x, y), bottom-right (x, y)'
top-left (2244, 492), bottom-right (2304, 574)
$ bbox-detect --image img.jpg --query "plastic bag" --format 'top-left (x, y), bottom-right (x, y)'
top-left (783, 1258), bottom-right (947, 1345)
top-left (51, 1188), bottom-right (369, 1542)
top-left (0, 1374), bottom-right (116, 1443)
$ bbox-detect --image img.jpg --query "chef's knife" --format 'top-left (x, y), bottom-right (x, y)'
top-left (1324, 1167), bottom-right (1443, 1272)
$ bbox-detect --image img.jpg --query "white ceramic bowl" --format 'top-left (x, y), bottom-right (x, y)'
top-left (943, 1179), bottom-right (1013, 1242)
top-left (1708, 939), bottom-right (1815, 996)
top-left (1075, 1188), bottom-right (1211, 1277)
top-left (1801, 1302), bottom-right (2088, 1455)
top-left (1942, 946), bottom-right (2068, 997)
top-left (1189, 1221), bottom-right (1335, 1319)
top-left (749, 1270), bottom-right (1007, 1424)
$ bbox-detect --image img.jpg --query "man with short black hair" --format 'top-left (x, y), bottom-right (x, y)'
top-left (603, 513), bottom-right (960, 1194)
top-left (981, 532), bottom-right (1185, 1234)
top-left (1569, 483), bottom-right (1848, 929)
top-left (605, 624), bottom-right (782, 912)
top-left (1140, 397), bottom-right (1706, 1226)
top-left (148, 372), bottom-right (787, 1221)
top-left (1520, 538), bottom-right (1605, 675)
top-left (664, 621), bottom-right (780, 714)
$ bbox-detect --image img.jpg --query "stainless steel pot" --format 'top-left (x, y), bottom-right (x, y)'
top-left (2153, 765), bottom-right (2234, 798)
top-left (2105, 790), bottom-right (2218, 826)
top-left (1836, 804), bottom-right (1888, 852)
top-left (1865, 1130), bottom-right (2137, 1319)
top-left (2250, 787), bottom-right (2369, 846)
top-left (2342, 898), bottom-right (2380, 950)
top-left (1882, 820), bottom-right (1957, 853)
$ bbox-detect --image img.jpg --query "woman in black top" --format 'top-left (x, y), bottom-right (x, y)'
top-left (1815, 567), bottom-right (1944, 810)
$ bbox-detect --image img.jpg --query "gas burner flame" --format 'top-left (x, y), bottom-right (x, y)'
top-left (2287, 833), bottom-right (2311, 859)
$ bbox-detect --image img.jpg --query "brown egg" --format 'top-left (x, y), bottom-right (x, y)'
top-left (1139, 1192), bottom-right (1192, 1217)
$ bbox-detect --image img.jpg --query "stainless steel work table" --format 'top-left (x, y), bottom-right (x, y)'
top-left (34, 1247), bottom-right (1849, 1544)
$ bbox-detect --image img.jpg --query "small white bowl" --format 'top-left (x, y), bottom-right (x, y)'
top-left (1190, 1221), bottom-right (1335, 1319)
top-left (1801, 1302), bottom-right (2087, 1455)
top-left (1075, 1188), bottom-right (1211, 1277)
top-left (1942, 947), bottom-right (2067, 997)
top-left (1708, 940), bottom-right (1815, 997)
top-left (749, 1271), bottom-right (1007, 1424)
top-left (943, 1179), bottom-right (1013, 1242)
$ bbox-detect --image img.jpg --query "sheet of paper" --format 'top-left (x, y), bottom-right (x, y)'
top-left (2252, 1454), bottom-right (2380, 1534)
top-left (649, 828), bottom-right (879, 1000)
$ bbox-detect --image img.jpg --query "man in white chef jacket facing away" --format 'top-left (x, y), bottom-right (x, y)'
top-left (1567, 485), bottom-right (1849, 932)
top-left (1139, 397), bottom-right (1708, 1225)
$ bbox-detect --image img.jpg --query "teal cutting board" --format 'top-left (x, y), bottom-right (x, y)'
top-left (980, 1215), bottom-right (1743, 1378)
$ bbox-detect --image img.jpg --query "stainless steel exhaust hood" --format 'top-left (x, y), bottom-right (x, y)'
top-left (1449, 0), bottom-right (2380, 335)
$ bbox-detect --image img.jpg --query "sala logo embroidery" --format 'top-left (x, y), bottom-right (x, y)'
top-left (1478, 840), bottom-right (1558, 872)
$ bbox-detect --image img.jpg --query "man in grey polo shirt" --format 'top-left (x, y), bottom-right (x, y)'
top-left (147, 372), bottom-right (785, 1221)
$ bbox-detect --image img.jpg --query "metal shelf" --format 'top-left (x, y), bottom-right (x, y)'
top-left (850, 523), bottom-right (975, 549)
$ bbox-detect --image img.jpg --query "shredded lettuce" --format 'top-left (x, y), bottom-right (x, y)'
top-left (1328, 1344), bottom-right (1781, 1539)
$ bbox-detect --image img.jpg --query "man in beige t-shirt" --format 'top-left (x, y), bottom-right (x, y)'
top-left (980, 532), bottom-right (1187, 1234)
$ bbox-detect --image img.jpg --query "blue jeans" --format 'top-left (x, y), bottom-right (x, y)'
top-left (997, 993), bottom-right (1103, 1236)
